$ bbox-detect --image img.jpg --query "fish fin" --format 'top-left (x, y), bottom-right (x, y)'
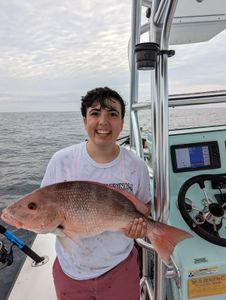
top-left (61, 230), bottom-right (92, 255)
top-left (53, 228), bottom-right (67, 237)
top-left (147, 222), bottom-right (192, 265)
top-left (57, 236), bottom-right (71, 251)
top-left (108, 185), bottom-right (150, 216)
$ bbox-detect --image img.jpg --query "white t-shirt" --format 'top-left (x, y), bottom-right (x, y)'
top-left (41, 142), bottom-right (150, 280)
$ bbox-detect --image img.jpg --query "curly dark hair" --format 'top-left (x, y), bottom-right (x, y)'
top-left (80, 87), bottom-right (125, 119)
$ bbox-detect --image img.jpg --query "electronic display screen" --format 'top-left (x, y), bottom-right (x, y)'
top-left (175, 146), bottom-right (210, 169)
top-left (171, 141), bottom-right (220, 172)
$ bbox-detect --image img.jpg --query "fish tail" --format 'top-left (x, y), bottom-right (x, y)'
top-left (146, 221), bottom-right (192, 265)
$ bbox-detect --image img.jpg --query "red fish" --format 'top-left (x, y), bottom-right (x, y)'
top-left (1, 181), bottom-right (192, 264)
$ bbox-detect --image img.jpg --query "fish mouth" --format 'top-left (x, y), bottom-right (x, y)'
top-left (1, 211), bottom-right (61, 233)
top-left (1, 210), bottom-right (24, 228)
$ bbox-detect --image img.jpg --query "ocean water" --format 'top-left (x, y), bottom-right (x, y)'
top-left (0, 107), bottom-right (226, 299)
top-left (0, 111), bottom-right (88, 299)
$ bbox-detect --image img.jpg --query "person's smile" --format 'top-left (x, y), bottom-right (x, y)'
top-left (95, 129), bottom-right (112, 136)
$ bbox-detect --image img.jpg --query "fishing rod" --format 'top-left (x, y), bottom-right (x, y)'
top-left (116, 135), bottom-right (130, 146)
top-left (117, 135), bottom-right (129, 141)
top-left (0, 224), bottom-right (47, 268)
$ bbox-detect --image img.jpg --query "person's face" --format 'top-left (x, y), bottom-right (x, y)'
top-left (83, 99), bottom-right (124, 148)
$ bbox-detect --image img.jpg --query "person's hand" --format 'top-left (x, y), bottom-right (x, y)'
top-left (124, 218), bottom-right (147, 239)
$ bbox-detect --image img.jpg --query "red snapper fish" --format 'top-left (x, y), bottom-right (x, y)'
top-left (1, 181), bottom-right (192, 264)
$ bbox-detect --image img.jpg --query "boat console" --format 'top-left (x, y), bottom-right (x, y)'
top-left (167, 125), bottom-right (226, 299)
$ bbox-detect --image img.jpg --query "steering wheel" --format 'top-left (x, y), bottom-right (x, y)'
top-left (178, 174), bottom-right (226, 246)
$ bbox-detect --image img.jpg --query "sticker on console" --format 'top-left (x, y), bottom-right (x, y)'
top-left (188, 274), bottom-right (226, 299)
top-left (188, 267), bottom-right (218, 278)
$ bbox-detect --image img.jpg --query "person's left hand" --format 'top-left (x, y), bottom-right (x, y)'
top-left (124, 218), bottom-right (147, 239)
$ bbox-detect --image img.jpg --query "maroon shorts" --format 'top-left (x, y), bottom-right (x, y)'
top-left (52, 247), bottom-right (140, 300)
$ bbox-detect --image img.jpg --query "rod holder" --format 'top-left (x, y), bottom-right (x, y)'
top-left (135, 42), bottom-right (159, 70)
top-left (135, 42), bottom-right (175, 70)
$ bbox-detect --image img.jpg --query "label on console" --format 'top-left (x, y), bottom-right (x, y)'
top-left (188, 273), bottom-right (226, 298)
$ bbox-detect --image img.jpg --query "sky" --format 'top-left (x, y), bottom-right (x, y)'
top-left (0, 1), bottom-right (226, 112)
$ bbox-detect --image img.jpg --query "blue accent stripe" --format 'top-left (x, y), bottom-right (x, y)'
top-left (4, 230), bottom-right (25, 249)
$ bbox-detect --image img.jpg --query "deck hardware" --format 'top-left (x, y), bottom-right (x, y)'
top-left (166, 257), bottom-right (181, 288)
top-left (134, 42), bottom-right (175, 70)
top-left (135, 42), bottom-right (160, 70)
top-left (159, 49), bottom-right (175, 57)
top-left (31, 255), bottom-right (49, 267)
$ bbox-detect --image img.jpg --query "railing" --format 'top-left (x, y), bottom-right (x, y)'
top-left (132, 91), bottom-right (226, 110)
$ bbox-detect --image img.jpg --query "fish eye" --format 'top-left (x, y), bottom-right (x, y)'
top-left (28, 202), bottom-right (37, 210)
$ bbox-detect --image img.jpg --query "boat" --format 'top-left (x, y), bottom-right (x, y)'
top-left (2, 0), bottom-right (226, 299)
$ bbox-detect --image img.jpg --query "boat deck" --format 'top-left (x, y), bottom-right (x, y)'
top-left (8, 234), bottom-right (56, 300)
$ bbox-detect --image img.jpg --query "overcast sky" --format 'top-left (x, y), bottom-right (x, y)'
top-left (0, 0), bottom-right (226, 112)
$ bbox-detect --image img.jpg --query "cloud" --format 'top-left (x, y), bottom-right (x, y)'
top-left (0, 0), bottom-right (133, 111)
top-left (0, 1), bottom-right (226, 111)
top-left (169, 29), bottom-right (226, 93)
top-left (0, 1), bottom-right (131, 80)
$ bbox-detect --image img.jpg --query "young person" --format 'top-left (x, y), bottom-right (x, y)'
top-left (41, 87), bottom-right (151, 300)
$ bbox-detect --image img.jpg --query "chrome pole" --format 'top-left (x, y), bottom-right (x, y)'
top-left (150, 0), bottom-right (178, 299)
top-left (149, 2), bottom-right (165, 297)
top-left (160, 0), bottom-right (178, 221)
top-left (130, 3), bottom-right (153, 299)
top-left (130, 0), bottom-right (142, 149)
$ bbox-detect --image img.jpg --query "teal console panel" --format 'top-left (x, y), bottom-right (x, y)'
top-left (167, 126), bottom-right (226, 300)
